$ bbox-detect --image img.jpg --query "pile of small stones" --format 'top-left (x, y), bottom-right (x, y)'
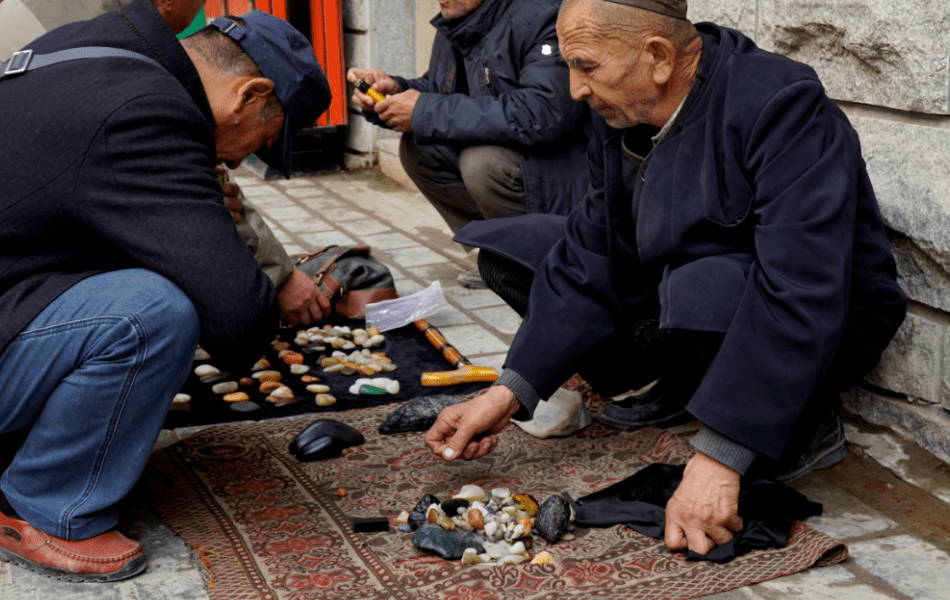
top-left (397, 484), bottom-right (576, 565)
top-left (173, 325), bottom-right (400, 413)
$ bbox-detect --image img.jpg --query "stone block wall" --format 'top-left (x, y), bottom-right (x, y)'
top-left (689, 0), bottom-right (950, 464)
top-left (340, 0), bottom-right (418, 167)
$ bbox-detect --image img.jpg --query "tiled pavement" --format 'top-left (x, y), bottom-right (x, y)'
top-left (3, 165), bottom-right (950, 599)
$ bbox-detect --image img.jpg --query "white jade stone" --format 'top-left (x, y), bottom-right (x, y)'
top-left (211, 381), bottom-right (237, 394)
top-left (194, 364), bottom-right (220, 377)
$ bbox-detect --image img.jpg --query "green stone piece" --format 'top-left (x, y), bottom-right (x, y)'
top-left (358, 385), bottom-right (388, 396)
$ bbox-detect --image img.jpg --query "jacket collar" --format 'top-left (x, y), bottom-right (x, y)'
top-left (119, 0), bottom-right (215, 127)
top-left (431, 0), bottom-right (514, 55)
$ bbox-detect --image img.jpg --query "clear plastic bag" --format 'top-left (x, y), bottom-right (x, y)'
top-left (364, 281), bottom-right (449, 332)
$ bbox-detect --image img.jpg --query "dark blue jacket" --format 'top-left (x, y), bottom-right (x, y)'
top-left (459, 24), bottom-right (906, 459)
top-left (392, 0), bottom-right (591, 216)
top-left (0, 0), bottom-right (278, 371)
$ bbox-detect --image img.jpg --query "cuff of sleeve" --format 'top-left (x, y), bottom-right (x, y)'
top-left (495, 369), bottom-right (538, 421)
top-left (690, 426), bottom-right (758, 475)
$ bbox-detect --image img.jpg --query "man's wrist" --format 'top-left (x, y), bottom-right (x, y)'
top-left (690, 425), bottom-right (758, 475)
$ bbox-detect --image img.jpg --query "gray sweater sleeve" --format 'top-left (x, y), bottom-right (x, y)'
top-left (690, 425), bottom-right (759, 475)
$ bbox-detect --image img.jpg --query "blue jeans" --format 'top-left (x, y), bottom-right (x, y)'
top-left (0, 269), bottom-right (199, 540)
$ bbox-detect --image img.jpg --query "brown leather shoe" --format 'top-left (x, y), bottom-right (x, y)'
top-left (0, 509), bottom-right (146, 582)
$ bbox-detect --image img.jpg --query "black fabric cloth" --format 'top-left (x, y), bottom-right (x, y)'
top-left (455, 24), bottom-right (906, 460)
top-left (391, 0), bottom-right (592, 217)
top-left (565, 463), bottom-right (823, 564)
top-left (165, 316), bottom-right (490, 429)
top-left (0, 0), bottom-right (278, 373)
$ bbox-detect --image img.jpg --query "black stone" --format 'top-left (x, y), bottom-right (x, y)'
top-left (378, 394), bottom-right (468, 434)
top-left (535, 494), bottom-right (571, 542)
top-left (440, 498), bottom-right (470, 515)
top-left (412, 524), bottom-right (486, 560)
top-left (408, 493), bottom-right (441, 530)
top-left (229, 401), bottom-right (261, 413)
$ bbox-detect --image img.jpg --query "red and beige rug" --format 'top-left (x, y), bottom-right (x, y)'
top-left (144, 402), bottom-right (847, 600)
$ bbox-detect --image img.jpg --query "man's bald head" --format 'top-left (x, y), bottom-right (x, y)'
top-left (559, 0), bottom-right (697, 51)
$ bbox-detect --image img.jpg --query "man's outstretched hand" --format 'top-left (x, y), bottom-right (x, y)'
top-left (424, 386), bottom-right (522, 461)
top-left (664, 451), bottom-right (744, 555)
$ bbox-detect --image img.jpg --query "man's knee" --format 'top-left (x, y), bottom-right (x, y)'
top-left (458, 145), bottom-right (520, 193)
top-left (120, 270), bottom-right (200, 351)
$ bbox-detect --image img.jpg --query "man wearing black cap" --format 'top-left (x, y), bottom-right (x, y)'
top-left (0, 0), bottom-right (330, 581)
top-left (347, 0), bottom-right (591, 289)
top-left (0, 1), bottom-right (331, 327)
top-left (425, 0), bottom-right (905, 557)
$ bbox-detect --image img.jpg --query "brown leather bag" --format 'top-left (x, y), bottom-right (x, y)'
top-left (291, 245), bottom-right (397, 319)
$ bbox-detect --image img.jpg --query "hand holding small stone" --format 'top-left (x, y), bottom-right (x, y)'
top-left (424, 386), bottom-right (522, 462)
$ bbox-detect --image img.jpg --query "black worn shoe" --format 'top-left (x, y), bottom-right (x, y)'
top-left (597, 381), bottom-right (691, 429)
top-left (772, 410), bottom-right (846, 484)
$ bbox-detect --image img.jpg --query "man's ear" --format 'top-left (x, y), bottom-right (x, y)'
top-left (644, 35), bottom-right (676, 86)
top-left (234, 77), bottom-right (277, 113)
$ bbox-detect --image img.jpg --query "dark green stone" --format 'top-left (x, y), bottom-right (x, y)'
top-left (535, 494), bottom-right (571, 542)
top-left (412, 524), bottom-right (486, 560)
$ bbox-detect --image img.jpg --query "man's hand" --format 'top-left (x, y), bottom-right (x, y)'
top-left (277, 268), bottom-right (331, 325)
top-left (424, 386), bottom-right (522, 461)
top-left (346, 68), bottom-right (401, 110)
top-left (375, 89), bottom-right (421, 132)
top-left (664, 452), bottom-right (744, 555)
top-left (216, 166), bottom-right (242, 225)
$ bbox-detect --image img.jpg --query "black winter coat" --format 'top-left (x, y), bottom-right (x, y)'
top-left (393, 0), bottom-right (591, 216)
top-left (0, 0), bottom-right (278, 371)
top-left (459, 25), bottom-right (906, 459)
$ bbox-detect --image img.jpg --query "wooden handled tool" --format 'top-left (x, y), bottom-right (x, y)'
top-left (413, 318), bottom-right (498, 386)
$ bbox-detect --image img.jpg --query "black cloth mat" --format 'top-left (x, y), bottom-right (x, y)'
top-left (164, 316), bottom-right (491, 429)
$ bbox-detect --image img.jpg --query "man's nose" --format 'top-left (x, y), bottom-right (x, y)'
top-left (569, 71), bottom-right (590, 102)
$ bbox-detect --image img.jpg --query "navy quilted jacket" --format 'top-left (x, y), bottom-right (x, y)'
top-left (392, 0), bottom-right (591, 216)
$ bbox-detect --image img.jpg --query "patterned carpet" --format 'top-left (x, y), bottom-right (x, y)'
top-left (144, 402), bottom-right (847, 600)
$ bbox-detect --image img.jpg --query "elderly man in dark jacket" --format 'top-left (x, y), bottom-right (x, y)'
top-left (424, 0), bottom-right (906, 557)
top-left (0, 0), bottom-right (329, 581)
top-left (347, 0), bottom-right (591, 287)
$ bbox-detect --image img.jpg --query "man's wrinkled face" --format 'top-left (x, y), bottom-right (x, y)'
top-left (557, 3), bottom-right (660, 129)
top-left (214, 105), bottom-right (285, 170)
top-left (437, 0), bottom-right (486, 20)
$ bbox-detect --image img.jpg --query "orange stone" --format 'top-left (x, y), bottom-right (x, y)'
top-left (258, 371), bottom-right (282, 382)
top-left (272, 341), bottom-right (291, 351)
top-left (282, 352), bottom-right (305, 365)
top-left (300, 375), bottom-right (320, 383)
top-left (223, 391), bottom-right (249, 403)
top-left (337, 488), bottom-right (347, 497)
top-left (259, 380), bottom-right (283, 393)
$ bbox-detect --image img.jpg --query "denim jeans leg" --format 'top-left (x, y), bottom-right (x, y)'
top-left (0, 269), bottom-right (199, 540)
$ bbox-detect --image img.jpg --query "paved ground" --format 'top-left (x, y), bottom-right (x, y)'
top-left (3, 164), bottom-right (950, 599)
